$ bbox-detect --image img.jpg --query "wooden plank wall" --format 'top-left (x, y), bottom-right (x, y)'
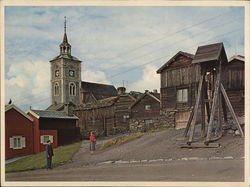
top-left (131, 94), bottom-right (160, 120)
top-left (114, 95), bottom-right (135, 130)
top-left (222, 62), bottom-right (244, 90)
top-left (161, 64), bottom-right (200, 88)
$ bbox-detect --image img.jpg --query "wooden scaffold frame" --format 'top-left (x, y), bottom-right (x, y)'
top-left (182, 43), bottom-right (244, 148)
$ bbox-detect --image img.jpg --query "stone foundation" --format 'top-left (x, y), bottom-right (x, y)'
top-left (129, 112), bottom-right (175, 133)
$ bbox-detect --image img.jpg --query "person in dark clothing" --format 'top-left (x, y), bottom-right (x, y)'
top-left (45, 140), bottom-right (54, 169)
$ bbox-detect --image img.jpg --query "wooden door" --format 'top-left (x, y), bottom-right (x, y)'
top-left (175, 111), bottom-right (191, 129)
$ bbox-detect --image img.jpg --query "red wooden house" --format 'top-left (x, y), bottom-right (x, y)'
top-left (5, 104), bottom-right (60, 159)
top-left (28, 109), bottom-right (79, 149)
top-left (5, 105), bottom-right (34, 159)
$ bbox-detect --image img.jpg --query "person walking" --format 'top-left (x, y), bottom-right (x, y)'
top-left (45, 140), bottom-right (54, 169)
top-left (89, 132), bottom-right (96, 154)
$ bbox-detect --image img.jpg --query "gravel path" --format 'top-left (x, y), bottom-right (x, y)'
top-left (55, 128), bottom-right (244, 170)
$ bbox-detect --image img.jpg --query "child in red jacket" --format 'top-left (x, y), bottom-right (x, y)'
top-left (89, 132), bottom-right (96, 154)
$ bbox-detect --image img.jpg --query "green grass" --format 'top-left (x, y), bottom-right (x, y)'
top-left (99, 128), bottom-right (171, 150)
top-left (6, 142), bottom-right (81, 173)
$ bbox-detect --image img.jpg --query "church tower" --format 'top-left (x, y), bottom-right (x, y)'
top-left (49, 17), bottom-right (82, 106)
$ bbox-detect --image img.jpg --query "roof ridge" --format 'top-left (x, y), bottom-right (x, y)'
top-left (82, 81), bottom-right (114, 87)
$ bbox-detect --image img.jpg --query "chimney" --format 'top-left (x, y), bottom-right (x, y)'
top-left (117, 87), bottom-right (126, 95)
top-left (153, 89), bottom-right (157, 93)
top-left (64, 103), bottom-right (69, 115)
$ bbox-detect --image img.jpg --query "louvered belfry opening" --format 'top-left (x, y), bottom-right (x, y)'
top-left (182, 43), bottom-right (244, 148)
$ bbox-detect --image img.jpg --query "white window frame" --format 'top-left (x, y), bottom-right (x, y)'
top-left (145, 105), bottom-right (151, 110)
top-left (69, 82), bottom-right (76, 96)
top-left (123, 114), bottom-right (130, 122)
top-left (177, 88), bottom-right (188, 103)
top-left (10, 136), bottom-right (26, 149)
top-left (40, 135), bottom-right (54, 145)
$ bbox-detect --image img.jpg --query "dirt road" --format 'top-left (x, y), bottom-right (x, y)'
top-left (58, 128), bottom-right (244, 169)
top-left (6, 159), bottom-right (244, 181)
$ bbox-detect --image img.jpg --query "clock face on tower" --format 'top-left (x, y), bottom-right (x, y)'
top-left (55, 70), bottom-right (59, 77)
top-left (69, 70), bottom-right (75, 77)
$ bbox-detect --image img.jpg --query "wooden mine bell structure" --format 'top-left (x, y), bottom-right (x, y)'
top-left (182, 43), bottom-right (244, 148)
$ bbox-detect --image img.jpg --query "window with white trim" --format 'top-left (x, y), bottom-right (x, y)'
top-left (177, 88), bottom-right (188, 103)
top-left (123, 114), bottom-right (130, 122)
top-left (145, 105), bottom-right (151, 110)
top-left (69, 82), bottom-right (76, 96)
top-left (40, 135), bottom-right (54, 144)
top-left (9, 136), bottom-right (26, 149)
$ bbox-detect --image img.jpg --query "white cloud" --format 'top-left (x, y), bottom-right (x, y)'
top-left (81, 70), bottom-right (110, 84)
top-left (129, 64), bottom-right (160, 92)
top-left (4, 6), bottom-right (245, 110)
top-left (5, 61), bottom-right (50, 111)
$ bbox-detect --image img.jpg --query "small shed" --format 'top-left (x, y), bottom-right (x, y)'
top-left (130, 91), bottom-right (160, 120)
top-left (129, 91), bottom-right (160, 131)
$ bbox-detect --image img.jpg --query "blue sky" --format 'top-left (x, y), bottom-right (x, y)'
top-left (4, 6), bottom-right (245, 111)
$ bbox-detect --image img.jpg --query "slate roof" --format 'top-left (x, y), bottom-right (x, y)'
top-left (157, 51), bottom-right (194, 73)
top-left (192, 43), bottom-right (228, 64)
top-left (29, 109), bottom-right (78, 120)
top-left (46, 103), bottom-right (65, 111)
top-left (75, 98), bottom-right (116, 110)
top-left (82, 81), bottom-right (118, 100)
top-left (50, 54), bottom-right (81, 62)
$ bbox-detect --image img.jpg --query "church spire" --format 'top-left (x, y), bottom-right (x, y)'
top-left (63, 16), bottom-right (68, 43)
top-left (60, 16), bottom-right (71, 55)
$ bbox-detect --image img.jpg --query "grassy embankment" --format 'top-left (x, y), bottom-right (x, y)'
top-left (99, 128), bottom-right (172, 150)
top-left (6, 142), bottom-right (81, 173)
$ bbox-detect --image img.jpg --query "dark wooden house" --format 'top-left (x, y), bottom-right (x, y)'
top-left (157, 51), bottom-right (200, 129)
top-left (222, 55), bottom-right (245, 116)
top-left (113, 87), bottom-right (136, 133)
top-left (28, 109), bottom-right (79, 147)
top-left (129, 91), bottom-right (160, 131)
top-left (74, 87), bottom-right (138, 138)
top-left (74, 97), bottom-right (117, 138)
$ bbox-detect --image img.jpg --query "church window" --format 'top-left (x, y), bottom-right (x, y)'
top-left (69, 83), bottom-right (76, 96)
top-left (54, 83), bottom-right (59, 96)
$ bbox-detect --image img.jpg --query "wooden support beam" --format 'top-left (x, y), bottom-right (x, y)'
top-left (187, 75), bottom-right (204, 143)
top-left (220, 84), bottom-right (244, 137)
top-left (218, 91), bottom-right (222, 132)
top-left (183, 107), bottom-right (194, 137)
top-left (201, 75), bottom-right (206, 137)
top-left (221, 94), bottom-right (227, 123)
top-left (181, 142), bottom-right (220, 148)
top-left (204, 85), bottom-right (210, 123)
top-left (205, 62), bottom-right (221, 144)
